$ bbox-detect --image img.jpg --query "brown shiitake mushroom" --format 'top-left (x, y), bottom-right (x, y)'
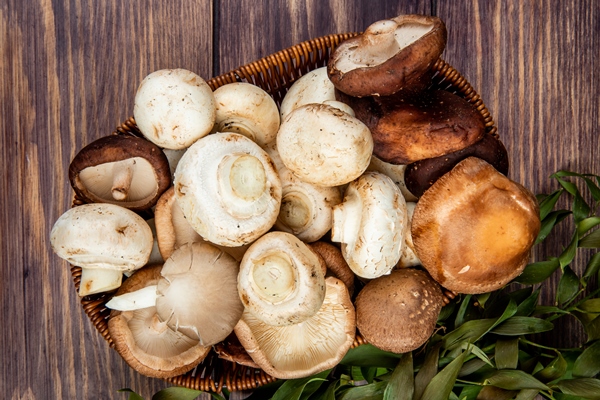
top-left (404, 133), bottom-right (510, 197)
top-left (69, 134), bottom-right (171, 211)
top-left (328, 14), bottom-right (446, 97)
top-left (411, 157), bottom-right (541, 294)
top-left (355, 268), bottom-right (444, 354)
top-left (107, 264), bottom-right (211, 379)
top-left (309, 241), bottom-right (355, 295)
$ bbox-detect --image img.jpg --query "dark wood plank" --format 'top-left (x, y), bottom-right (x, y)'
top-left (1, 0), bottom-right (212, 398)
top-left (216, 0), bottom-right (433, 74)
top-left (436, 0), bottom-right (599, 348)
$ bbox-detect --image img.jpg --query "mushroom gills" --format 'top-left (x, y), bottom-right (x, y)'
top-left (78, 157), bottom-right (157, 202)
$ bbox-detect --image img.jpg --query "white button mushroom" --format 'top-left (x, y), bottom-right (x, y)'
top-left (279, 67), bottom-right (337, 120)
top-left (50, 203), bottom-right (154, 296)
top-left (264, 143), bottom-right (342, 242)
top-left (237, 232), bottom-right (326, 327)
top-left (276, 103), bottom-right (373, 187)
top-left (133, 68), bottom-right (216, 150)
top-left (331, 171), bottom-right (408, 279)
top-left (212, 82), bottom-right (280, 148)
top-left (174, 132), bottom-right (282, 247)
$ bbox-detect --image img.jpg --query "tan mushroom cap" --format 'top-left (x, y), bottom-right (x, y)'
top-left (108, 264), bottom-right (211, 379)
top-left (234, 277), bottom-right (356, 379)
top-left (328, 14), bottom-right (447, 97)
top-left (355, 268), bottom-right (444, 354)
top-left (156, 242), bottom-right (244, 346)
top-left (309, 241), bottom-right (355, 295)
top-left (69, 134), bottom-right (171, 211)
top-left (412, 157), bottom-right (541, 294)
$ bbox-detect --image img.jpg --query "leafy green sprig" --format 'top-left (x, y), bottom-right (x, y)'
top-left (121, 171), bottom-right (600, 400)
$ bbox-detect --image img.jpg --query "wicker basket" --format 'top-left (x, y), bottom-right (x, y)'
top-left (69, 32), bottom-right (496, 392)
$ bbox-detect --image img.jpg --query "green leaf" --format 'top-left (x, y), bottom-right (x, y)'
top-left (573, 340), bottom-right (600, 378)
top-left (420, 350), bottom-right (468, 400)
top-left (495, 338), bottom-right (519, 369)
top-left (576, 298), bottom-right (600, 313)
top-left (557, 266), bottom-right (581, 306)
top-left (340, 344), bottom-right (402, 368)
top-left (538, 189), bottom-right (565, 220)
top-left (534, 352), bottom-right (567, 382)
top-left (514, 389), bottom-right (540, 400)
top-left (383, 353), bottom-right (413, 400)
top-left (361, 366), bottom-right (378, 384)
top-left (583, 176), bottom-right (600, 201)
top-left (338, 381), bottom-right (387, 400)
top-left (241, 380), bottom-right (285, 400)
top-left (515, 289), bottom-right (540, 317)
top-left (486, 370), bottom-right (549, 390)
top-left (150, 387), bottom-right (205, 400)
top-left (492, 316), bottom-right (554, 336)
top-left (514, 258), bottom-right (561, 285)
top-left (555, 378), bottom-right (600, 399)
top-left (414, 343), bottom-right (440, 400)
top-left (458, 358), bottom-right (488, 377)
top-left (537, 210), bottom-right (571, 244)
top-left (553, 175), bottom-right (579, 196)
top-left (271, 371), bottom-right (329, 400)
top-left (442, 319), bottom-right (496, 350)
top-left (559, 231), bottom-right (580, 269)
top-left (582, 253), bottom-right (600, 283)
top-left (118, 389), bottom-right (145, 400)
top-left (456, 385), bottom-right (482, 400)
top-left (454, 294), bottom-right (472, 327)
top-left (579, 228), bottom-right (600, 248)
top-left (573, 191), bottom-right (592, 223)
top-left (578, 217), bottom-right (600, 236)
top-left (476, 386), bottom-right (518, 400)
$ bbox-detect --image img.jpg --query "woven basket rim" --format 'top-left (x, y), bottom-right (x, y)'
top-left (70, 31), bottom-right (496, 393)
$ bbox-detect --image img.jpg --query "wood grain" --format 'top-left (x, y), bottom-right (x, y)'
top-left (1, 1), bottom-right (598, 399)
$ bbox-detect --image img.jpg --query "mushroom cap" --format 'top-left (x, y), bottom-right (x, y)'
top-left (368, 89), bottom-right (486, 165)
top-left (331, 171), bottom-right (408, 279)
top-left (234, 277), bottom-right (356, 379)
top-left (174, 132), bottom-right (282, 246)
top-left (411, 157), bottom-right (541, 294)
top-left (238, 232), bottom-right (326, 326)
top-left (367, 155), bottom-right (418, 202)
top-left (405, 133), bottom-right (510, 197)
top-left (68, 135), bottom-right (171, 211)
top-left (50, 203), bottom-right (153, 271)
top-left (108, 264), bottom-right (211, 379)
top-left (265, 142), bottom-right (343, 242)
top-left (328, 15), bottom-right (447, 97)
top-left (279, 67), bottom-right (337, 119)
top-left (133, 68), bottom-right (216, 150)
top-left (212, 82), bottom-right (280, 147)
top-left (355, 268), bottom-right (444, 353)
top-left (396, 201), bottom-right (421, 268)
top-left (276, 103), bottom-right (373, 187)
top-left (156, 242), bottom-right (244, 345)
top-left (309, 241), bottom-right (355, 295)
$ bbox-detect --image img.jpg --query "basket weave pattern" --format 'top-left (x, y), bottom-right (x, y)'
top-left (70, 32), bottom-right (496, 392)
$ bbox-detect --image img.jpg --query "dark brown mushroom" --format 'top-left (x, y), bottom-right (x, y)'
top-left (411, 157), bottom-right (541, 294)
top-left (328, 14), bottom-right (446, 97)
top-left (69, 134), bottom-right (171, 211)
top-left (355, 268), bottom-right (444, 353)
top-left (404, 133), bottom-right (510, 197)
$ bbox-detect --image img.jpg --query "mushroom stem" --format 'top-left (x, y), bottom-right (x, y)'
top-left (278, 191), bottom-right (312, 234)
top-left (356, 20), bottom-right (400, 66)
top-left (105, 284), bottom-right (158, 311)
top-left (111, 158), bottom-right (137, 200)
top-left (251, 253), bottom-right (296, 302)
top-left (79, 268), bottom-right (124, 297)
top-left (330, 192), bottom-right (362, 245)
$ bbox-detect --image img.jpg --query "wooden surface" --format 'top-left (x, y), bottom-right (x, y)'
top-left (2, 1), bottom-right (598, 399)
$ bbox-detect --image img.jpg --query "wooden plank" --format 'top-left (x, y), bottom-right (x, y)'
top-left (436, 0), bottom-right (599, 348)
top-left (216, 0), bottom-right (433, 73)
top-left (1, 0), bottom-right (212, 398)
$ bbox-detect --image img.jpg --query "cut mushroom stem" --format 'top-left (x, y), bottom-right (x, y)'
top-left (111, 158), bottom-right (136, 200)
top-left (106, 284), bottom-right (158, 311)
top-left (79, 268), bottom-right (124, 297)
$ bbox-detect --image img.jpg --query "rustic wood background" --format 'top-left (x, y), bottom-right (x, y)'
top-left (2, 0), bottom-right (598, 399)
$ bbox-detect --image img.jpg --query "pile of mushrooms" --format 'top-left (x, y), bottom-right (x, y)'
top-left (50, 13), bottom-right (542, 382)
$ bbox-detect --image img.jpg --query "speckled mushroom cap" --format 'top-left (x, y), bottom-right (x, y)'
top-left (411, 157), bottom-right (541, 294)
top-left (108, 264), bottom-right (211, 379)
top-left (355, 268), bottom-right (444, 354)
